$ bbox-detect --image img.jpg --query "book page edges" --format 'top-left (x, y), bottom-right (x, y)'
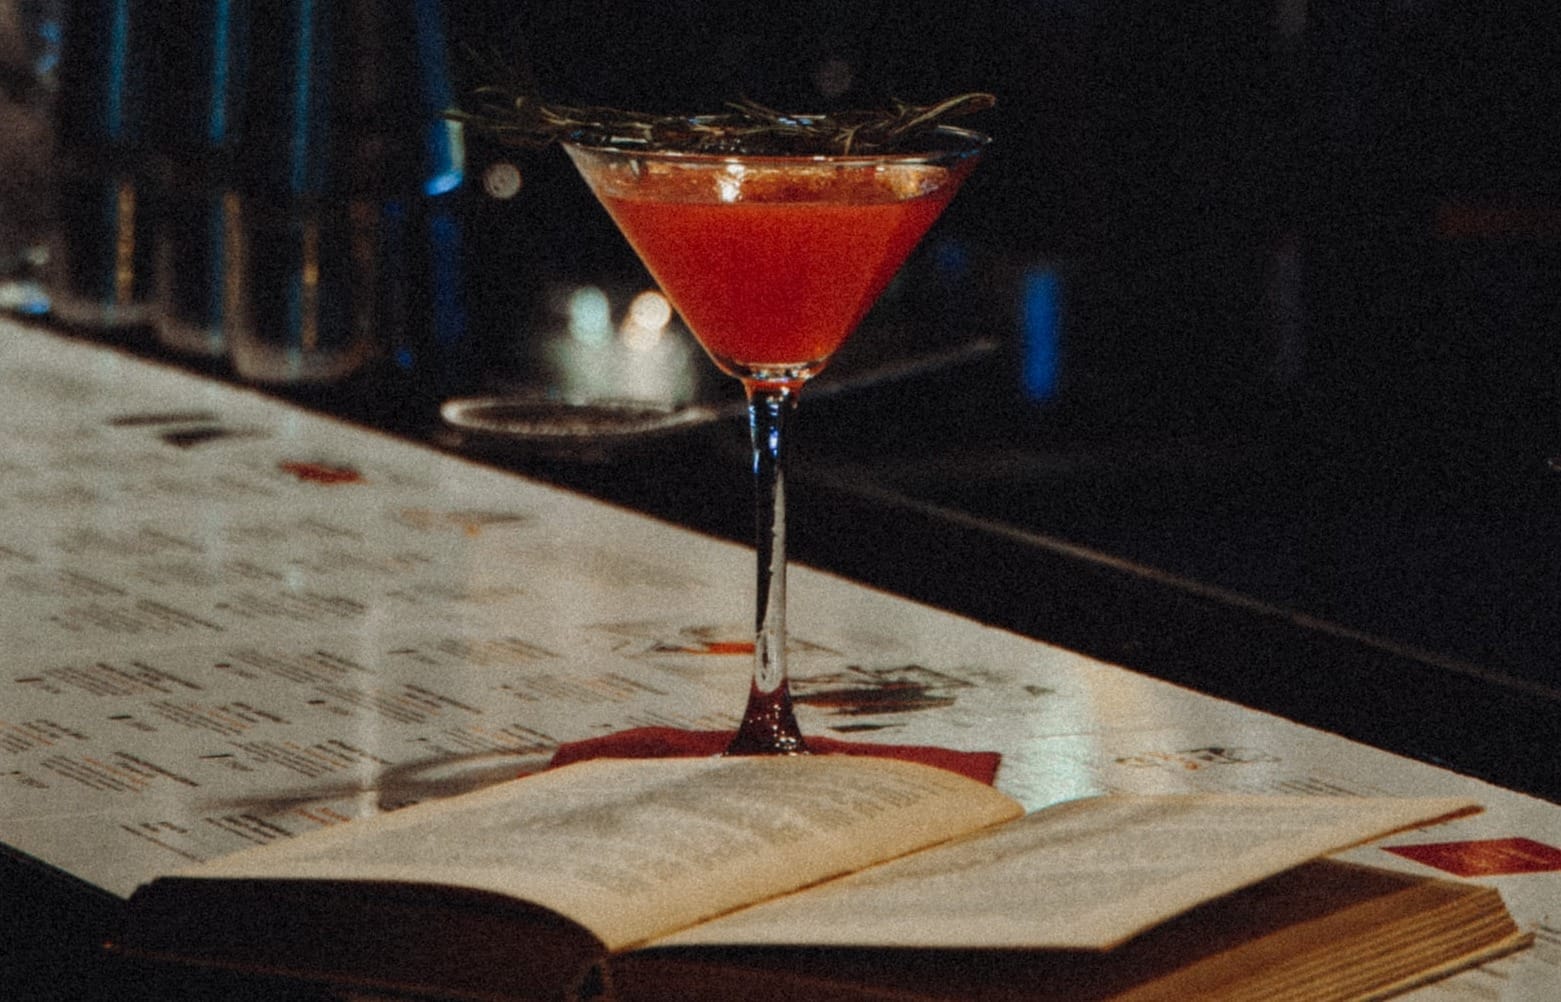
top-left (609, 863), bottom-right (1525, 1002)
top-left (1359, 930), bottom-right (1534, 1001)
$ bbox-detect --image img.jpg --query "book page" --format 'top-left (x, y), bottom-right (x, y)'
top-left (176, 755), bottom-right (1022, 950)
top-left (656, 793), bottom-right (1478, 951)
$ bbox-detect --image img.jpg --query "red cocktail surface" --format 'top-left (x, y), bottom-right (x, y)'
top-left (592, 161), bottom-right (968, 373)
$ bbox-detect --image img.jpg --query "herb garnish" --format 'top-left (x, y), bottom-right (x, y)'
top-left (448, 60), bottom-right (993, 156)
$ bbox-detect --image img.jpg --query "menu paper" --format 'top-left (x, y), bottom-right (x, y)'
top-left (0, 320), bottom-right (1557, 999)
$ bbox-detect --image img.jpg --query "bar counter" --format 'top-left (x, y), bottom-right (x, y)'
top-left (21, 264), bottom-right (1560, 805)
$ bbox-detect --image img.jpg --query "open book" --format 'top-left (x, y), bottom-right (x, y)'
top-left (112, 756), bottom-right (1528, 1001)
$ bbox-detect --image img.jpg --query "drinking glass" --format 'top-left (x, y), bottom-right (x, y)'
top-left (564, 125), bottom-right (985, 754)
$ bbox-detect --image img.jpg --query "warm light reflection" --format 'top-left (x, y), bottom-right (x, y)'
top-left (717, 164), bottom-right (744, 204)
top-left (619, 289), bottom-right (672, 351)
top-left (544, 284), bottom-right (698, 406)
top-left (112, 179), bottom-right (137, 307)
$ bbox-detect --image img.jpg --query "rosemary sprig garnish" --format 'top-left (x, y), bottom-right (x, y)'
top-left (448, 66), bottom-right (993, 156)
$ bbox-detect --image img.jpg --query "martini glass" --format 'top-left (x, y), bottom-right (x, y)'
top-left (564, 125), bottom-right (985, 754)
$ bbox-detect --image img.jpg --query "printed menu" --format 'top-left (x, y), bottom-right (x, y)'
top-left (0, 319), bottom-right (1556, 999)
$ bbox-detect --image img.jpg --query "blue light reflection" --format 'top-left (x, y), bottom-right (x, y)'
top-left (207, 0), bottom-right (236, 144)
top-left (105, 0), bottom-right (130, 139)
top-left (413, 0), bottom-right (463, 196)
top-left (1020, 266), bottom-right (1062, 402)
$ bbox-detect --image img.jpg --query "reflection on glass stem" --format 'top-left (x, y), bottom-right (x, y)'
top-left (728, 381), bottom-right (808, 755)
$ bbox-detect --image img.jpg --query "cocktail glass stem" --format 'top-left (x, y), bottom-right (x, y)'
top-left (726, 380), bottom-right (809, 755)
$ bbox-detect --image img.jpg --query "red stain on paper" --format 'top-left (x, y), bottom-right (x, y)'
top-left (1385, 837), bottom-right (1561, 877)
top-left (644, 634), bottom-right (753, 656)
top-left (279, 460), bottom-right (364, 485)
top-left (687, 640), bottom-right (754, 655)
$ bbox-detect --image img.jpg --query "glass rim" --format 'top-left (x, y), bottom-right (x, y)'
top-left (561, 122), bottom-right (989, 166)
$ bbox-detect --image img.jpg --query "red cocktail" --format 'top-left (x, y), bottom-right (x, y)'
top-left (590, 163), bottom-right (966, 376)
top-left (566, 128), bottom-right (985, 753)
